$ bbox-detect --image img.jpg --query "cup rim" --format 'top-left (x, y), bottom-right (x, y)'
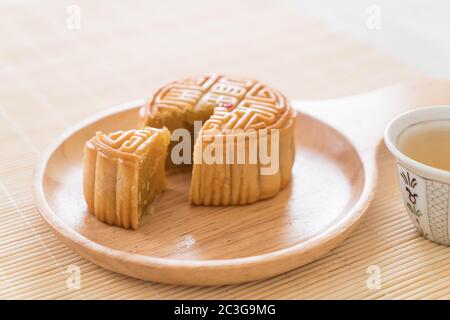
top-left (384, 105), bottom-right (450, 182)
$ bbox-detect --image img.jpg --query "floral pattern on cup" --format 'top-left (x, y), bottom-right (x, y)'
top-left (397, 163), bottom-right (450, 245)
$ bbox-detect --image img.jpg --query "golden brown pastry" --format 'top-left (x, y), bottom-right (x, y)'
top-left (139, 74), bottom-right (296, 205)
top-left (83, 127), bottom-right (170, 229)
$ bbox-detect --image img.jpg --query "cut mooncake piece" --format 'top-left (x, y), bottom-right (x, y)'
top-left (83, 127), bottom-right (170, 229)
top-left (139, 74), bottom-right (296, 205)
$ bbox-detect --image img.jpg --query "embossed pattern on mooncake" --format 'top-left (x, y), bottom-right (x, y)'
top-left (96, 128), bottom-right (161, 156)
top-left (83, 127), bottom-right (170, 229)
top-left (141, 74), bottom-right (292, 132)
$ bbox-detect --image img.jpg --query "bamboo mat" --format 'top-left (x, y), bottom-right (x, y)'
top-left (0, 0), bottom-right (448, 299)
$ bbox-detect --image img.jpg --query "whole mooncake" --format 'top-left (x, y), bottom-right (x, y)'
top-left (83, 127), bottom-right (170, 229)
top-left (139, 74), bottom-right (296, 206)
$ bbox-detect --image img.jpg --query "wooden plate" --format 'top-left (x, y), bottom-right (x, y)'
top-left (34, 79), bottom-right (450, 285)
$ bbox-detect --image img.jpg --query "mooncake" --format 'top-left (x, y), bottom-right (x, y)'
top-left (139, 74), bottom-right (296, 205)
top-left (83, 127), bottom-right (170, 229)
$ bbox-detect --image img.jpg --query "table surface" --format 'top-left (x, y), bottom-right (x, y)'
top-left (0, 0), bottom-right (449, 299)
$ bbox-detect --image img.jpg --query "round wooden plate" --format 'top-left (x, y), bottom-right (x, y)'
top-left (34, 79), bottom-right (450, 285)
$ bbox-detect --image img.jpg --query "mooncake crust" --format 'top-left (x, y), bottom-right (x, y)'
top-left (83, 127), bottom-right (170, 229)
top-left (139, 74), bottom-right (296, 205)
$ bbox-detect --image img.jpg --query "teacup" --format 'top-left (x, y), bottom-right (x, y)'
top-left (384, 105), bottom-right (450, 246)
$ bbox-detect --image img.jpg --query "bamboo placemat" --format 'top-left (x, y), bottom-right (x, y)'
top-left (0, 0), bottom-right (448, 299)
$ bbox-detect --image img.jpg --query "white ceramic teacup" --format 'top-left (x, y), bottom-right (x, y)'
top-left (384, 105), bottom-right (450, 246)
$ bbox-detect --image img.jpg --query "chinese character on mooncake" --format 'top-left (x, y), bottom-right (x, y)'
top-left (83, 127), bottom-right (170, 230)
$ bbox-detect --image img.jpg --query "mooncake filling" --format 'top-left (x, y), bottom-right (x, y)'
top-left (137, 135), bottom-right (168, 218)
top-left (141, 105), bottom-right (209, 171)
